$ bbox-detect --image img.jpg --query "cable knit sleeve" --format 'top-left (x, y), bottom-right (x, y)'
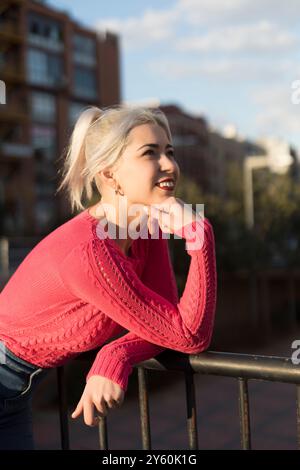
top-left (59, 217), bottom-right (217, 359)
top-left (85, 235), bottom-right (180, 391)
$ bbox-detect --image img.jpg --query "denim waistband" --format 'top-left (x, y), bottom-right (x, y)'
top-left (0, 341), bottom-right (42, 373)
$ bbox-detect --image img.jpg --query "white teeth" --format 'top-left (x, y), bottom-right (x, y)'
top-left (157, 181), bottom-right (174, 188)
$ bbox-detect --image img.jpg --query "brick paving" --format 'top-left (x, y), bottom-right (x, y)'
top-left (32, 329), bottom-right (300, 450)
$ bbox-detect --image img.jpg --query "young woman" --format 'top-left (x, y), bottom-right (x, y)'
top-left (0, 105), bottom-right (217, 449)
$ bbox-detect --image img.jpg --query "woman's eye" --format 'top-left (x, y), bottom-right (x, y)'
top-left (167, 151), bottom-right (176, 159)
top-left (143, 150), bottom-right (175, 158)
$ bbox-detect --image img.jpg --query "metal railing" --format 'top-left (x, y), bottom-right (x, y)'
top-left (56, 350), bottom-right (300, 450)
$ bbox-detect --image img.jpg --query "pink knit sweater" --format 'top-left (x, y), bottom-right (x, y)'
top-left (0, 208), bottom-right (217, 392)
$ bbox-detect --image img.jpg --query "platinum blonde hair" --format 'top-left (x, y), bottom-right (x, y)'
top-left (56, 104), bottom-right (172, 212)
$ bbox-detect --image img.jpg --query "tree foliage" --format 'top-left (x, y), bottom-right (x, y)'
top-left (175, 164), bottom-right (300, 272)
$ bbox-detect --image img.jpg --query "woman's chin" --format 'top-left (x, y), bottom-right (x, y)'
top-left (157, 190), bottom-right (175, 199)
top-left (146, 188), bottom-right (175, 205)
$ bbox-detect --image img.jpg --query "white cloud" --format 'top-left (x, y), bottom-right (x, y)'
top-left (176, 21), bottom-right (298, 54)
top-left (251, 84), bottom-right (300, 149)
top-left (92, 0), bottom-right (300, 150)
top-left (94, 7), bottom-right (180, 50)
top-left (147, 58), bottom-right (297, 82)
top-left (93, 1), bottom-right (300, 56)
top-left (176, 0), bottom-right (300, 27)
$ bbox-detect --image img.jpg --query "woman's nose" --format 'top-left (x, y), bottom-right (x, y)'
top-left (159, 152), bottom-right (179, 173)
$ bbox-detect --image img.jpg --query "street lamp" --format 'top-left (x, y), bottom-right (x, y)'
top-left (243, 139), bottom-right (294, 230)
top-left (243, 156), bottom-right (269, 230)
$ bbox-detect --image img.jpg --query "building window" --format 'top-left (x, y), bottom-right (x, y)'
top-left (27, 49), bottom-right (63, 87)
top-left (73, 34), bottom-right (96, 67)
top-left (31, 125), bottom-right (56, 161)
top-left (36, 181), bottom-right (56, 197)
top-left (73, 66), bottom-right (97, 99)
top-left (31, 91), bottom-right (56, 123)
top-left (28, 13), bottom-right (64, 52)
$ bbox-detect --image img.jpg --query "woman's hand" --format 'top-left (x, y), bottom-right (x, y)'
top-left (71, 375), bottom-right (125, 426)
top-left (143, 196), bottom-right (202, 235)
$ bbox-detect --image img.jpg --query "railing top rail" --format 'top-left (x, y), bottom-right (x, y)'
top-left (134, 350), bottom-right (300, 384)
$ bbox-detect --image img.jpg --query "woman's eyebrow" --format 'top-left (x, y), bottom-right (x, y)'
top-left (138, 143), bottom-right (174, 150)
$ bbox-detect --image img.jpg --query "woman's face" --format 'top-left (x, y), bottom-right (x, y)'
top-left (114, 123), bottom-right (180, 206)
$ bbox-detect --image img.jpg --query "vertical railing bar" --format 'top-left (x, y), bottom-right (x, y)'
top-left (0, 237), bottom-right (9, 276)
top-left (296, 384), bottom-right (300, 450)
top-left (138, 367), bottom-right (151, 450)
top-left (56, 366), bottom-right (70, 450)
top-left (184, 370), bottom-right (199, 450)
top-left (238, 377), bottom-right (252, 450)
top-left (98, 416), bottom-right (108, 450)
top-left (288, 274), bottom-right (297, 329)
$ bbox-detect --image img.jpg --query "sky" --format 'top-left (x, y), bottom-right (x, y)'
top-left (47, 0), bottom-right (300, 152)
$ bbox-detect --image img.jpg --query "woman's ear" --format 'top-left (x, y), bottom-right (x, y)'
top-left (99, 169), bottom-right (116, 191)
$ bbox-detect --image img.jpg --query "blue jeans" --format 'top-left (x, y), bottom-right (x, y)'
top-left (0, 343), bottom-right (50, 450)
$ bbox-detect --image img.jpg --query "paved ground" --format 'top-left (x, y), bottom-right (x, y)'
top-left (32, 329), bottom-right (300, 450)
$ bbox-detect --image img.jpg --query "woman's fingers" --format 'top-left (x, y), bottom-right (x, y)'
top-left (150, 206), bottom-right (162, 235)
top-left (107, 398), bottom-right (122, 409)
top-left (149, 214), bottom-right (158, 235)
top-left (73, 397), bottom-right (115, 427)
top-left (71, 396), bottom-right (83, 419)
top-left (83, 398), bottom-right (95, 426)
top-left (82, 398), bottom-right (101, 427)
top-left (151, 206), bottom-right (172, 234)
top-left (71, 376), bottom-right (125, 427)
top-left (144, 204), bottom-right (174, 235)
top-left (94, 398), bottom-right (108, 414)
top-left (92, 398), bottom-right (108, 425)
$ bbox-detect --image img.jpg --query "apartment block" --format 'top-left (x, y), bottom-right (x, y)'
top-left (0, 0), bottom-right (121, 235)
top-left (160, 104), bottom-right (265, 198)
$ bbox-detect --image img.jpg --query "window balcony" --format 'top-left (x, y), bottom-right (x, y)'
top-left (28, 33), bottom-right (64, 54)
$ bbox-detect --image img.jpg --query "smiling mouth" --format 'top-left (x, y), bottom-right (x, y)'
top-left (155, 181), bottom-right (175, 190)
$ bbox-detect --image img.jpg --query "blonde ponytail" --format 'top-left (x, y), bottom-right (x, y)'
top-left (56, 106), bottom-right (102, 212)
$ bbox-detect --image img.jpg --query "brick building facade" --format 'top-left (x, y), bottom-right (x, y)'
top-left (0, 0), bottom-right (121, 235)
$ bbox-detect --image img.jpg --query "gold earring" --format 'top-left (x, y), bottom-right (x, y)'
top-left (114, 183), bottom-right (124, 196)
